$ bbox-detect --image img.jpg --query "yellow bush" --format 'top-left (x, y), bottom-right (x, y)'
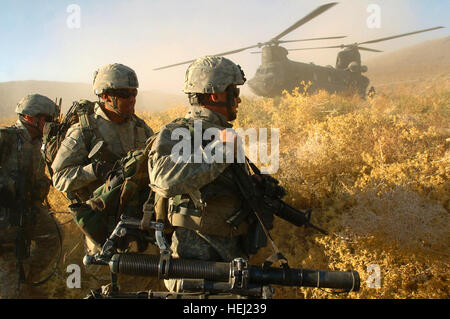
top-left (4, 81), bottom-right (448, 298)
top-left (236, 83), bottom-right (449, 299)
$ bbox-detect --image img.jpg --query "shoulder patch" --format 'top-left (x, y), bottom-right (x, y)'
top-left (61, 136), bottom-right (79, 150)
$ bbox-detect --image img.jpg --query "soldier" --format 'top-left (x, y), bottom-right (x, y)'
top-left (147, 56), bottom-right (255, 293)
top-left (51, 63), bottom-right (153, 254)
top-left (0, 94), bottom-right (60, 298)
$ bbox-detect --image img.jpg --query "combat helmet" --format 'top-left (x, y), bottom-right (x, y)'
top-left (183, 56), bottom-right (246, 94)
top-left (93, 63), bottom-right (139, 95)
top-left (15, 94), bottom-right (59, 118)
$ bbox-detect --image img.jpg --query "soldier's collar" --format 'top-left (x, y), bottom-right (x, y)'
top-left (185, 106), bottom-right (232, 128)
top-left (95, 102), bottom-right (111, 122)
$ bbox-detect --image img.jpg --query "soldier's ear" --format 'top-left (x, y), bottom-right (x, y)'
top-left (101, 93), bottom-right (112, 104)
top-left (210, 93), bottom-right (220, 102)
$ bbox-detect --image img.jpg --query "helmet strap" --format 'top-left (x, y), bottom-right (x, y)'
top-left (188, 93), bottom-right (202, 106)
top-left (225, 87), bottom-right (236, 121)
top-left (102, 94), bottom-right (130, 119)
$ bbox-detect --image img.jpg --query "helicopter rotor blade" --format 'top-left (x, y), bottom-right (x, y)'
top-left (271, 2), bottom-right (338, 42)
top-left (357, 46), bottom-right (383, 52)
top-left (285, 45), bottom-right (344, 52)
top-left (278, 35), bottom-right (347, 44)
top-left (358, 26), bottom-right (444, 45)
top-left (154, 2), bottom-right (340, 71)
top-left (153, 44), bottom-right (260, 70)
top-left (281, 26), bottom-right (444, 55)
top-left (286, 45), bottom-right (382, 52)
top-left (153, 59), bottom-right (198, 71)
top-left (210, 44), bottom-right (262, 56)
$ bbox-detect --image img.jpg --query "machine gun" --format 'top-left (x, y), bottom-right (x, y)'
top-left (83, 214), bottom-right (360, 299)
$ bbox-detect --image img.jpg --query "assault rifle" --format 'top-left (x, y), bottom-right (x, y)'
top-left (231, 161), bottom-right (328, 235)
top-left (83, 215), bottom-right (360, 299)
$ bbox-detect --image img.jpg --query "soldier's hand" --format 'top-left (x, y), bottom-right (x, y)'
top-left (93, 161), bottom-right (114, 181)
top-left (253, 174), bottom-right (286, 199)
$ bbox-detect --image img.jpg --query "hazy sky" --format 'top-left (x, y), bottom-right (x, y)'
top-left (1, 0), bottom-right (448, 95)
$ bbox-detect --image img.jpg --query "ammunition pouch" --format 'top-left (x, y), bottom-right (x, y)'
top-left (167, 194), bottom-right (248, 237)
top-left (168, 195), bottom-right (203, 232)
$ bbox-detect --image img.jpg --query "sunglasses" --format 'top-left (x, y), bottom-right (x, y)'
top-left (107, 88), bottom-right (138, 99)
top-left (227, 86), bottom-right (240, 98)
top-left (38, 114), bottom-right (55, 122)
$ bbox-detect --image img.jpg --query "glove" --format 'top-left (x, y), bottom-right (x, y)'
top-left (92, 161), bottom-right (115, 182)
top-left (252, 174), bottom-right (286, 199)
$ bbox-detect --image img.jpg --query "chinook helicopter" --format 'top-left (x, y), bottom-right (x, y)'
top-left (284, 25), bottom-right (444, 96)
top-left (154, 3), bottom-right (443, 98)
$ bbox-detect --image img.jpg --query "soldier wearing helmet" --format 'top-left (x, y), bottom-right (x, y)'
top-left (147, 56), bottom-right (253, 293)
top-left (51, 63), bottom-right (153, 255)
top-left (0, 94), bottom-right (60, 298)
top-left (183, 55), bottom-right (245, 122)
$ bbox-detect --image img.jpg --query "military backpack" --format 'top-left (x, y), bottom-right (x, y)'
top-left (41, 99), bottom-right (96, 177)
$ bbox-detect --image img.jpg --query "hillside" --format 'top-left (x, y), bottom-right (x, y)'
top-left (0, 80), bottom-right (187, 118)
top-left (365, 36), bottom-right (450, 87)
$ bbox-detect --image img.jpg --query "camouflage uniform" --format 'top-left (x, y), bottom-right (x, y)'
top-left (51, 64), bottom-right (153, 255)
top-left (0, 94), bottom-right (59, 298)
top-left (51, 102), bottom-right (153, 200)
top-left (147, 56), bottom-right (249, 292)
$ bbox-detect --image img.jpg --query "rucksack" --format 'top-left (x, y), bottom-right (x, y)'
top-left (41, 99), bottom-right (96, 177)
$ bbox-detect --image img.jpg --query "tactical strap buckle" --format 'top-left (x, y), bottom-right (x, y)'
top-left (158, 249), bottom-right (171, 279)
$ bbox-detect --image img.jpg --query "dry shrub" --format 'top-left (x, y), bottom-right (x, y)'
top-left (238, 82), bottom-right (449, 299)
top-left (2, 81), bottom-right (448, 298)
top-left (139, 106), bottom-right (188, 133)
top-left (0, 116), bottom-right (17, 127)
